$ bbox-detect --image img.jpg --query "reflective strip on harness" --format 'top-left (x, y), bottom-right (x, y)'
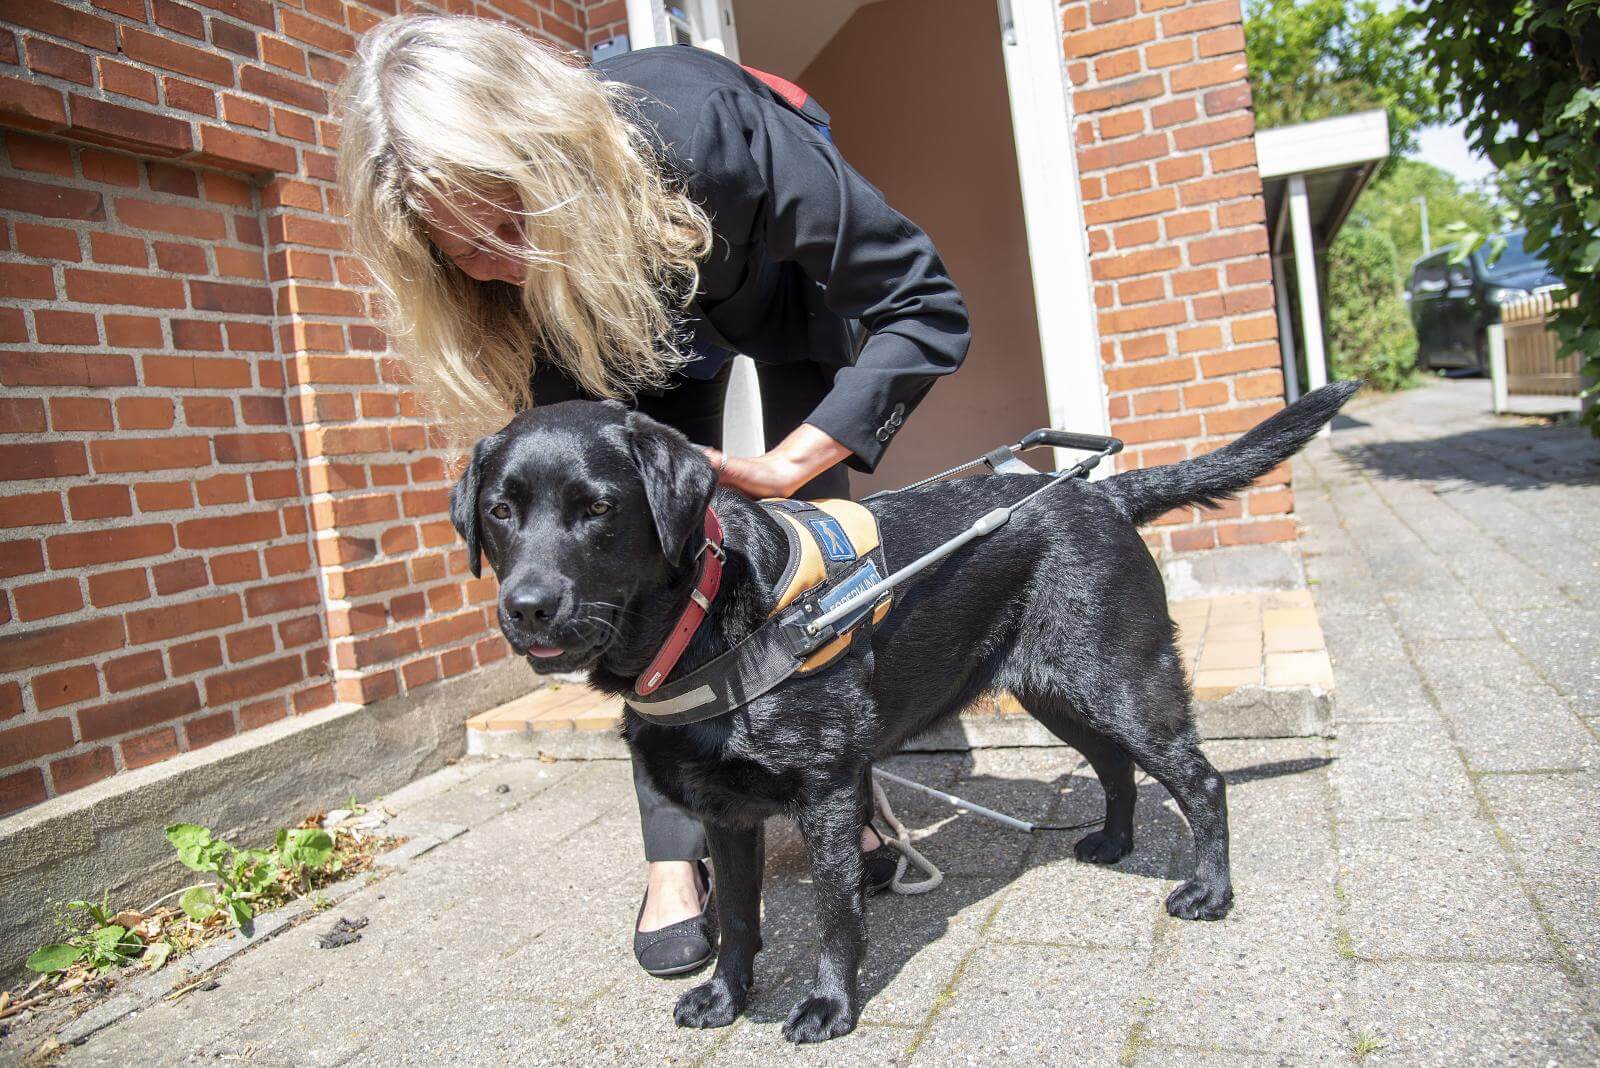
top-left (625, 498), bottom-right (892, 725)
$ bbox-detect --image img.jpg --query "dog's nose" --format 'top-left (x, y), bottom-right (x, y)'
top-left (505, 584), bottom-right (562, 624)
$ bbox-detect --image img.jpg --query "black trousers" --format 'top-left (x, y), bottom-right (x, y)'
top-left (631, 359), bottom-right (850, 862)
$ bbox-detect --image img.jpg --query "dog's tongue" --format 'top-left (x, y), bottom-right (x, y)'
top-left (526, 646), bottom-right (565, 659)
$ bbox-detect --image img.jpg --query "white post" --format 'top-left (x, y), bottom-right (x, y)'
top-left (624, 0), bottom-right (662, 49)
top-left (998, 0), bottom-right (1109, 471)
top-left (1287, 174), bottom-right (1329, 435)
top-left (1487, 320), bottom-right (1508, 414)
top-left (1272, 253), bottom-right (1301, 404)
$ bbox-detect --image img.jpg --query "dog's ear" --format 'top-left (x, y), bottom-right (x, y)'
top-left (450, 436), bottom-right (497, 578)
top-left (625, 410), bottom-right (717, 567)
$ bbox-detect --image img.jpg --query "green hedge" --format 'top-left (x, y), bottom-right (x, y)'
top-left (1327, 226), bottom-right (1419, 392)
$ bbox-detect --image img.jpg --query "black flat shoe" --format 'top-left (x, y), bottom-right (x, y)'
top-left (634, 860), bottom-right (718, 978)
top-left (863, 823), bottom-right (899, 896)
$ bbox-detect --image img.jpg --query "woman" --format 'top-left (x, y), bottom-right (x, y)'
top-left (337, 15), bottom-right (971, 977)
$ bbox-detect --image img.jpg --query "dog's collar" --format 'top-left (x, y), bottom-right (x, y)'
top-left (634, 507), bottom-right (726, 696)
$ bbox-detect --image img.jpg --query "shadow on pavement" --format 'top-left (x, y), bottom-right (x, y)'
top-left (1340, 425), bottom-right (1600, 492)
top-left (732, 751), bottom-right (1331, 1023)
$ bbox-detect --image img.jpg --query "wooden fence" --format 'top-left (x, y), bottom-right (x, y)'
top-left (1489, 290), bottom-right (1585, 414)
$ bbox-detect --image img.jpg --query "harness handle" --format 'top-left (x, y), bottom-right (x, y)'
top-left (1018, 428), bottom-right (1125, 455)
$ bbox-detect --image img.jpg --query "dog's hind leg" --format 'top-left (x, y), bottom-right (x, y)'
top-left (1070, 672), bottom-right (1233, 921)
top-left (1021, 702), bottom-right (1136, 864)
top-left (674, 821), bottom-right (764, 1030)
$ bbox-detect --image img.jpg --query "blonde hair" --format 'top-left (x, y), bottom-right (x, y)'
top-left (336, 14), bottom-right (714, 439)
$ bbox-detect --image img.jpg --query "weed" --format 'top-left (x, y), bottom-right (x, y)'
top-left (1352, 1029), bottom-right (1387, 1059)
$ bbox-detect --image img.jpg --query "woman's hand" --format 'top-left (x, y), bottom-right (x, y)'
top-left (703, 423), bottom-right (851, 499)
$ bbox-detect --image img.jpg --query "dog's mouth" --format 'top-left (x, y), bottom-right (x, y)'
top-left (507, 606), bottom-right (619, 669)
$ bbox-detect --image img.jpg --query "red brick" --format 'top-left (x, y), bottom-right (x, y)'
top-left (174, 510), bottom-right (281, 549)
top-left (1217, 518), bottom-right (1296, 546)
top-left (46, 523), bottom-right (174, 568)
top-left (195, 472), bottom-right (248, 505)
top-left (0, 768), bottom-right (47, 815)
top-left (67, 483), bottom-right (130, 520)
top-left (0, 715), bottom-right (75, 762)
top-left (114, 396), bottom-right (175, 430)
top-left (1091, 245), bottom-right (1182, 281)
top-left (1143, 37), bottom-right (1193, 68)
top-left (213, 432), bottom-right (294, 463)
top-left (116, 196), bottom-right (227, 239)
top-left (89, 567), bottom-right (150, 607)
top-left (33, 660), bottom-right (101, 710)
top-left (126, 592), bottom-right (242, 644)
top-left (205, 654), bottom-right (302, 705)
top-left (154, 241), bottom-right (207, 273)
top-left (1074, 74), bottom-right (1163, 113)
top-left (1111, 413), bottom-right (1203, 445)
top-left (98, 57), bottom-right (159, 102)
top-left (184, 710), bottom-right (236, 748)
top-left (1078, 132), bottom-right (1168, 174)
top-left (1174, 115), bottom-right (1254, 151)
top-left (279, 8), bottom-right (352, 53)
top-left (142, 354), bottom-right (254, 389)
top-left (1161, 0), bottom-right (1240, 35)
top-left (168, 635), bottom-right (222, 676)
top-left (153, 0), bottom-right (205, 36)
top-left (0, 538), bottom-right (45, 579)
top-left (0, 72), bottom-right (68, 132)
top-left (1104, 358), bottom-right (1196, 392)
top-left (1170, 56), bottom-right (1249, 92)
top-left (0, 441), bottom-right (88, 480)
top-left (194, 124), bottom-right (296, 172)
top-left (25, 37), bottom-right (92, 84)
top-left (50, 747), bottom-right (116, 793)
top-left (7, 0), bottom-right (117, 49)
top-left (1188, 228), bottom-right (1268, 265)
top-left (133, 480), bottom-right (194, 511)
top-left (1201, 343), bottom-right (1282, 378)
top-left (0, 398), bottom-right (47, 434)
top-left (68, 94), bottom-right (194, 155)
top-left (1198, 25), bottom-right (1246, 58)
top-left (210, 19), bottom-right (259, 58)
top-left (1151, 98), bottom-right (1198, 129)
top-left (182, 395), bottom-right (235, 426)
top-left (64, 268), bottom-right (186, 307)
top-left (121, 26), bottom-right (234, 84)
top-left (0, 490), bottom-right (62, 528)
top-left (209, 549), bottom-right (260, 583)
top-left (103, 314), bottom-right (163, 348)
top-left (34, 309), bottom-right (98, 344)
top-left (226, 624), bottom-right (275, 661)
top-left (15, 222), bottom-right (80, 259)
top-left (1065, 16), bottom-right (1155, 57)
top-left (105, 650), bottom-right (166, 694)
top-left (152, 555), bottom-right (208, 594)
top-left (0, 262), bottom-right (56, 300)
top-left (13, 577), bottom-right (81, 623)
top-left (252, 469), bottom-right (299, 501)
top-left (89, 436), bottom-right (211, 472)
top-left (50, 396), bottom-right (113, 431)
top-left (121, 727), bottom-right (179, 768)
top-left (245, 577), bottom-right (318, 616)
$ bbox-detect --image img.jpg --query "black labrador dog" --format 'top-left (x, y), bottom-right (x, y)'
top-left (451, 381), bottom-right (1357, 1043)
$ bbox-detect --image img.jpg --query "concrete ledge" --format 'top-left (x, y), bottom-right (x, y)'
top-left (0, 656), bottom-right (538, 978)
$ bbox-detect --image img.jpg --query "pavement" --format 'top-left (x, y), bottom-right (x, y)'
top-left (5, 378), bottom-right (1597, 1066)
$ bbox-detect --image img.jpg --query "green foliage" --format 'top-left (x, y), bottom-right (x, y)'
top-left (26, 899), bottom-right (147, 975)
top-left (1245, 0), bottom-right (1440, 162)
top-left (1347, 159), bottom-right (1502, 277)
top-left (166, 822), bottom-right (309, 929)
top-left (1409, 0), bottom-right (1600, 431)
top-left (1326, 227), bottom-right (1419, 391)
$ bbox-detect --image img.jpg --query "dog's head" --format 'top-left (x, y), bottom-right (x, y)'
top-left (450, 400), bottom-right (718, 672)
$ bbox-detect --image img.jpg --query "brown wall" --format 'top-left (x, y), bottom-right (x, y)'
top-left (793, 0), bottom-right (1051, 494)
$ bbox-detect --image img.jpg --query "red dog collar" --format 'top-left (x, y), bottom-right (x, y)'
top-left (635, 507), bottom-right (725, 696)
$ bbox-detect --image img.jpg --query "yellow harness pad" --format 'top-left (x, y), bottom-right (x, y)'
top-left (765, 499), bottom-right (893, 674)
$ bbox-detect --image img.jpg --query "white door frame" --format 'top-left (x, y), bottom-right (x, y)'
top-left (625, 0), bottom-right (1106, 461)
top-left (997, 0), bottom-right (1108, 453)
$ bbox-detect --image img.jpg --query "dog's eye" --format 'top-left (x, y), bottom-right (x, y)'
top-left (587, 500), bottom-right (612, 517)
top-left (489, 503), bottom-right (511, 520)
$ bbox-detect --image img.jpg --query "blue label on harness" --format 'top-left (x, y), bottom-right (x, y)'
top-left (817, 559), bottom-right (882, 632)
top-left (807, 517), bottom-right (857, 562)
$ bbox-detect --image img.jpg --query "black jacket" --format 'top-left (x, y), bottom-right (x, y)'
top-left (532, 46), bottom-right (971, 473)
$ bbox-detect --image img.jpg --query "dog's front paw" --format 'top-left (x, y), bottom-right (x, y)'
top-left (1074, 829), bottom-right (1132, 865)
top-left (674, 980), bottom-right (744, 1029)
top-left (1165, 878), bottom-right (1233, 921)
top-left (782, 994), bottom-right (856, 1044)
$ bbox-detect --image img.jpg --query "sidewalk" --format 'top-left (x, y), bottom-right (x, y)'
top-left (6, 379), bottom-right (1596, 1065)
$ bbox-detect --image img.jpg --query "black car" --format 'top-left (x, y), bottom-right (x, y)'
top-left (1407, 229), bottom-right (1562, 371)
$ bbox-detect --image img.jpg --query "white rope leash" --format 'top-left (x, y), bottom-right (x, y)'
top-left (870, 774), bottom-right (943, 895)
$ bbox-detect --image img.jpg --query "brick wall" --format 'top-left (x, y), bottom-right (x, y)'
top-left (0, 0), bottom-right (587, 816)
top-left (1062, 0), bottom-right (1292, 554)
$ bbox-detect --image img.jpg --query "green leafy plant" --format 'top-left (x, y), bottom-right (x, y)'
top-left (276, 827), bottom-right (337, 894)
top-left (1327, 227), bottom-right (1420, 391)
top-left (1409, 0), bottom-right (1600, 431)
top-left (166, 823), bottom-right (281, 929)
top-left (25, 897), bottom-right (147, 975)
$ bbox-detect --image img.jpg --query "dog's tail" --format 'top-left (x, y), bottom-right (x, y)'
top-left (1099, 380), bottom-right (1360, 526)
